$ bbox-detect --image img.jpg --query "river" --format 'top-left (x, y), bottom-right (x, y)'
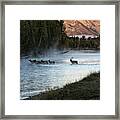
top-left (20, 50), bottom-right (100, 99)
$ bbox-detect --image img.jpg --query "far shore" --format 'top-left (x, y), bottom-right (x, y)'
top-left (21, 49), bottom-right (100, 57)
top-left (24, 72), bottom-right (100, 100)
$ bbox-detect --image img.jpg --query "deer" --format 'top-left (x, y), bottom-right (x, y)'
top-left (29, 59), bottom-right (36, 63)
top-left (70, 57), bottom-right (78, 64)
top-left (48, 60), bottom-right (55, 64)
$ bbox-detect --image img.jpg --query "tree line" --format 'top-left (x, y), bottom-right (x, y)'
top-left (61, 35), bottom-right (100, 50)
top-left (20, 20), bottom-right (100, 55)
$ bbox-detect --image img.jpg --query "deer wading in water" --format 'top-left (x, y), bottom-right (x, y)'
top-left (70, 57), bottom-right (78, 64)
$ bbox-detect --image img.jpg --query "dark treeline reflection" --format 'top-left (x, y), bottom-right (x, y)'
top-left (20, 20), bottom-right (100, 56)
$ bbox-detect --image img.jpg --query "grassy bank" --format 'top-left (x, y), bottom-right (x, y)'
top-left (25, 72), bottom-right (100, 100)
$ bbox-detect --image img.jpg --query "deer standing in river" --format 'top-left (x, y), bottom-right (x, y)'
top-left (70, 57), bottom-right (78, 64)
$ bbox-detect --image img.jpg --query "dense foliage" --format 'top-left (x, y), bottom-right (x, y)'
top-left (20, 20), bottom-right (100, 55)
top-left (20, 20), bottom-right (64, 55)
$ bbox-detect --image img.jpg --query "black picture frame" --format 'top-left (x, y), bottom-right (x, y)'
top-left (0, 0), bottom-right (119, 119)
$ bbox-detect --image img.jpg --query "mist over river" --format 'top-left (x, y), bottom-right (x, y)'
top-left (20, 50), bottom-right (100, 99)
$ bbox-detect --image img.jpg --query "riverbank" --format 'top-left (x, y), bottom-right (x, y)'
top-left (25, 72), bottom-right (100, 100)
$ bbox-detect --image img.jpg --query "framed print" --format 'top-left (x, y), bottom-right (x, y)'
top-left (0, 0), bottom-right (119, 119)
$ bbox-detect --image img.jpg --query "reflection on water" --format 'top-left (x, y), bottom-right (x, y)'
top-left (20, 50), bottom-right (100, 99)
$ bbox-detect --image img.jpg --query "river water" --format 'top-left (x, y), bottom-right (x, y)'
top-left (20, 50), bottom-right (100, 99)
